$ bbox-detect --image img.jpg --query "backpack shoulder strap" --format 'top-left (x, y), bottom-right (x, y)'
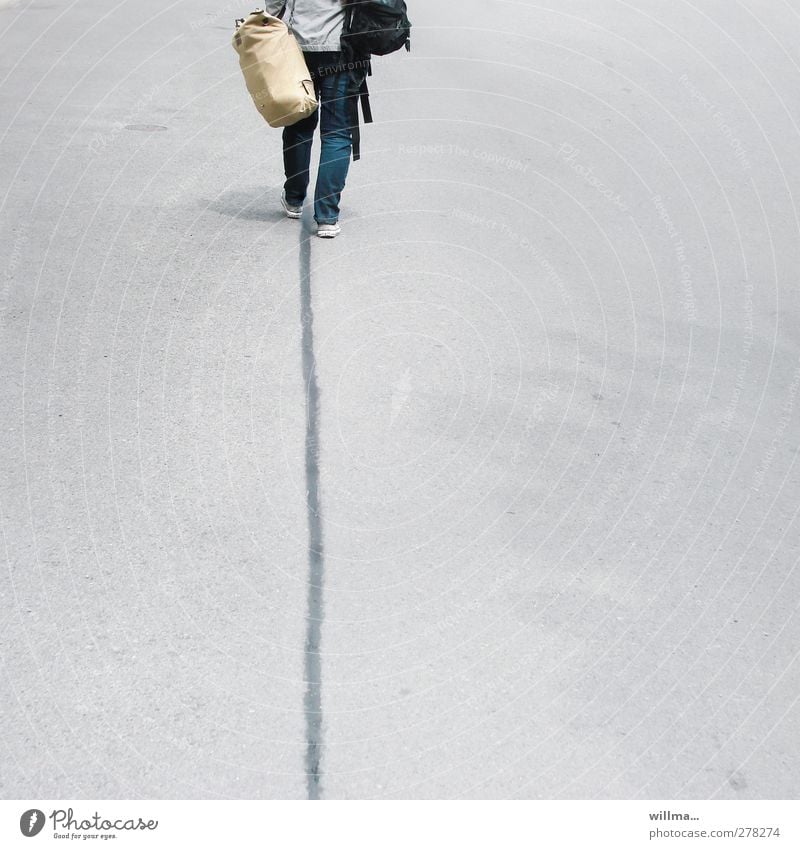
top-left (346, 65), bottom-right (372, 162)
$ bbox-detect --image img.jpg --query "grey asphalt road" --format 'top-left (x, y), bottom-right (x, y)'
top-left (1, 0), bottom-right (799, 800)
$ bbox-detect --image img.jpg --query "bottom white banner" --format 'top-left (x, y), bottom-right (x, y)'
top-left (2, 799), bottom-right (797, 848)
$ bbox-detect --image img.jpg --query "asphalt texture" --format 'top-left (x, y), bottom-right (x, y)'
top-left (1, 0), bottom-right (799, 799)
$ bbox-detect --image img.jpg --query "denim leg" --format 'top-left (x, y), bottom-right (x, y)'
top-left (282, 107), bottom-right (319, 205)
top-left (314, 70), bottom-right (353, 224)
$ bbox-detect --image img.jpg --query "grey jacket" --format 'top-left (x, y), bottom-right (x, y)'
top-left (264, 0), bottom-right (345, 52)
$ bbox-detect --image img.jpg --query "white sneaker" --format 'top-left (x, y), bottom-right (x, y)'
top-left (317, 223), bottom-right (341, 238)
top-left (281, 191), bottom-right (302, 219)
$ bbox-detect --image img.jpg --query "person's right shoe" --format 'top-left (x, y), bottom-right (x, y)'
top-left (281, 191), bottom-right (303, 219)
top-left (317, 223), bottom-right (341, 238)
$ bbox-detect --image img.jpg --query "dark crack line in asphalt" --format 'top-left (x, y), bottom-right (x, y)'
top-left (299, 209), bottom-right (324, 799)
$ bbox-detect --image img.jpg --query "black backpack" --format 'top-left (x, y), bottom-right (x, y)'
top-left (341, 0), bottom-right (411, 59)
top-left (341, 1), bottom-right (412, 160)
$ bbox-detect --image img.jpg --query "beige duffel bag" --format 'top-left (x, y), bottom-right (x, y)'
top-left (232, 11), bottom-right (318, 128)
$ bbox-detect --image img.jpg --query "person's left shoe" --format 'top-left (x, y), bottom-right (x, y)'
top-left (281, 191), bottom-right (303, 219)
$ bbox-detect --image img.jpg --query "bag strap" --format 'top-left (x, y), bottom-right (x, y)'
top-left (340, 4), bottom-right (373, 162)
top-left (360, 78), bottom-right (372, 125)
top-left (347, 65), bottom-right (373, 162)
top-left (348, 80), bottom-right (362, 162)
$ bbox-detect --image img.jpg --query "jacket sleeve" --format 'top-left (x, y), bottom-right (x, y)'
top-left (264, 1), bottom-right (285, 16)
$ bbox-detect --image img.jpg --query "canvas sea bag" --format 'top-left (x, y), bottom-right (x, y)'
top-left (232, 10), bottom-right (318, 128)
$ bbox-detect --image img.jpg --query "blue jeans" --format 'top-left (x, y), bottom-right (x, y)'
top-left (282, 51), bottom-right (352, 225)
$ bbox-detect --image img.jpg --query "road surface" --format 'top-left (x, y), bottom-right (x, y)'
top-left (1, 0), bottom-right (799, 799)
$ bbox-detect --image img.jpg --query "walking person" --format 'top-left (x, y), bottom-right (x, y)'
top-left (265, 0), bottom-right (351, 238)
